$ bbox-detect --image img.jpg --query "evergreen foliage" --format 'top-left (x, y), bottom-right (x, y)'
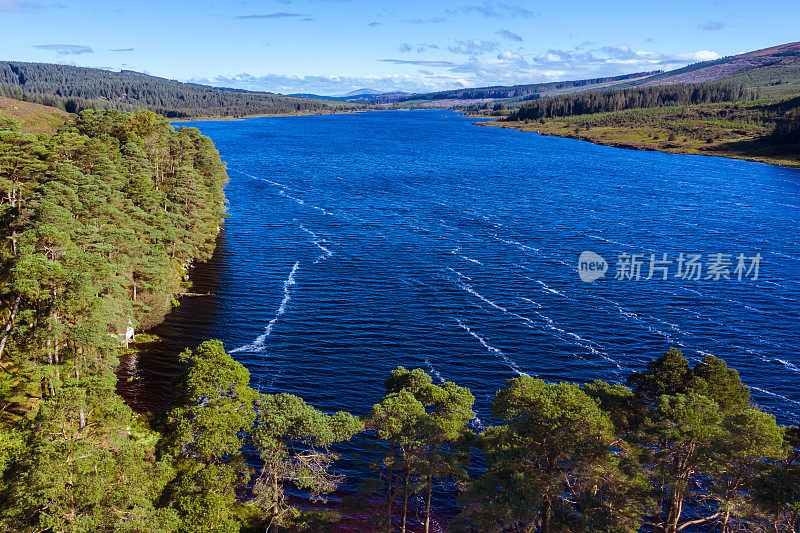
top-left (508, 84), bottom-right (750, 121)
top-left (0, 61), bottom-right (353, 118)
top-left (396, 71), bottom-right (663, 103)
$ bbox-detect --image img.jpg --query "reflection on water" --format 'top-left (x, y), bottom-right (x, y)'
top-left (116, 231), bottom-right (226, 414)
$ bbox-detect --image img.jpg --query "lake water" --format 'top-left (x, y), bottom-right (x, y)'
top-left (119, 110), bottom-right (800, 427)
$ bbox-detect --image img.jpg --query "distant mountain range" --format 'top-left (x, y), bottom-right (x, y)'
top-left (288, 88), bottom-right (415, 103)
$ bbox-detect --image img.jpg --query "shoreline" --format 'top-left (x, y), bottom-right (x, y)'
top-left (170, 108), bottom-right (370, 123)
top-left (481, 120), bottom-right (800, 168)
top-left (116, 225), bottom-right (228, 415)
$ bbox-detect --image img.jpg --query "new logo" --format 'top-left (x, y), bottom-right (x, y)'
top-left (578, 251), bottom-right (608, 282)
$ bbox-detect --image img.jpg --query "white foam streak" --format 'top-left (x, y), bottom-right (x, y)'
top-left (238, 171), bottom-right (289, 190)
top-left (493, 234), bottom-right (539, 253)
top-left (456, 319), bottom-right (526, 376)
top-left (450, 246), bottom-right (484, 266)
top-left (775, 358), bottom-right (800, 374)
top-left (231, 261), bottom-right (300, 353)
top-left (456, 282), bottom-right (619, 368)
top-left (279, 190), bottom-right (334, 216)
top-left (537, 280), bottom-right (569, 299)
top-left (425, 359), bottom-right (446, 383)
top-left (751, 386), bottom-right (800, 408)
top-left (297, 223), bottom-right (334, 264)
top-left (446, 267), bottom-right (472, 281)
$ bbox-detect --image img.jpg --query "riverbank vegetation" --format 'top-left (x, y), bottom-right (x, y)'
top-left (485, 83), bottom-right (800, 166)
top-left (0, 107), bottom-right (228, 529)
top-left (507, 84), bottom-right (752, 121)
top-left (481, 91), bottom-right (800, 166)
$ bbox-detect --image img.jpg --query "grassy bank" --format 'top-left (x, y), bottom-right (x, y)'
top-left (0, 96), bottom-right (68, 133)
top-left (485, 102), bottom-right (800, 167)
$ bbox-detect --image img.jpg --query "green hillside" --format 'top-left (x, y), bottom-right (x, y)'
top-left (0, 61), bottom-right (360, 118)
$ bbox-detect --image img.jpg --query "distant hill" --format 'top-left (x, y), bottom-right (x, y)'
top-left (288, 93), bottom-right (342, 101)
top-left (336, 88), bottom-right (382, 97)
top-left (0, 61), bottom-right (358, 118)
top-left (639, 42), bottom-right (800, 86)
top-left (289, 89), bottom-right (415, 103)
top-left (384, 71), bottom-right (663, 105)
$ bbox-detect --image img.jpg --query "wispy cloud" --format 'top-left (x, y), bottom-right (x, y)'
top-left (236, 12), bottom-right (306, 19)
top-left (34, 44), bottom-right (93, 55)
top-left (0, 0), bottom-right (39, 11)
top-left (496, 29), bottom-right (523, 42)
top-left (367, 21), bottom-right (381, 27)
top-left (456, 2), bottom-right (534, 18)
top-left (448, 39), bottom-right (498, 58)
top-left (699, 21), bottom-right (728, 31)
top-left (110, 48), bottom-right (133, 52)
top-left (399, 43), bottom-right (440, 54)
top-left (403, 17), bottom-right (448, 24)
top-left (380, 59), bottom-right (459, 68)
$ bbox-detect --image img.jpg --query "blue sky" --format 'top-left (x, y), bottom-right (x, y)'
top-left (1, 0), bottom-right (798, 95)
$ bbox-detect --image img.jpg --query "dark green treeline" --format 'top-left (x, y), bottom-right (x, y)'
top-left (507, 84), bottom-right (751, 121)
top-left (0, 108), bottom-right (228, 530)
top-left (0, 61), bottom-right (352, 118)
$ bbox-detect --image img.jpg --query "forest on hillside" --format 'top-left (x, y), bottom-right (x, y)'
top-left (399, 71), bottom-right (663, 103)
top-left (0, 62), bottom-right (354, 118)
top-left (506, 83), bottom-right (752, 121)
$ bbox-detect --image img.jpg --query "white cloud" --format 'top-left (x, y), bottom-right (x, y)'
top-left (0, 0), bottom-right (38, 10)
top-left (448, 39), bottom-right (498, 57)
top-left (457, 2), bottom-right (534, 18)
top-left (398, 43), bottom-right (440, 54)
top-left (497, 50), bottom-right (521, 60)
top-left (190, 72), bottom-right (470, 95)
top-left (33, 44), bottom-right (93, 55)
top-left (685, 50), bottom-right (722, 61)
top-left (196, 43), bottom-right (722, 95)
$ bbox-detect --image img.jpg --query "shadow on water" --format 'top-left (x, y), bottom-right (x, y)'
top-left (116, 230), bottom-right (227, 414)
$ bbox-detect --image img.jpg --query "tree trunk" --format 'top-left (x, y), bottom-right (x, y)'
top-left (542, 495), bottom-right (552, 533)
top-left (385, 439), bottom-right (396, 524)
top-left (401, 467), bottom-right (410, 533)
top-left (425, 473), bottom-right (433, 533)
top-left (0, 294), bottom-right (22, 360)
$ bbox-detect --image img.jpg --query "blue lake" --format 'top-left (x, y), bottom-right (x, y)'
top-left (120, 110), bottom-right (800, 427)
